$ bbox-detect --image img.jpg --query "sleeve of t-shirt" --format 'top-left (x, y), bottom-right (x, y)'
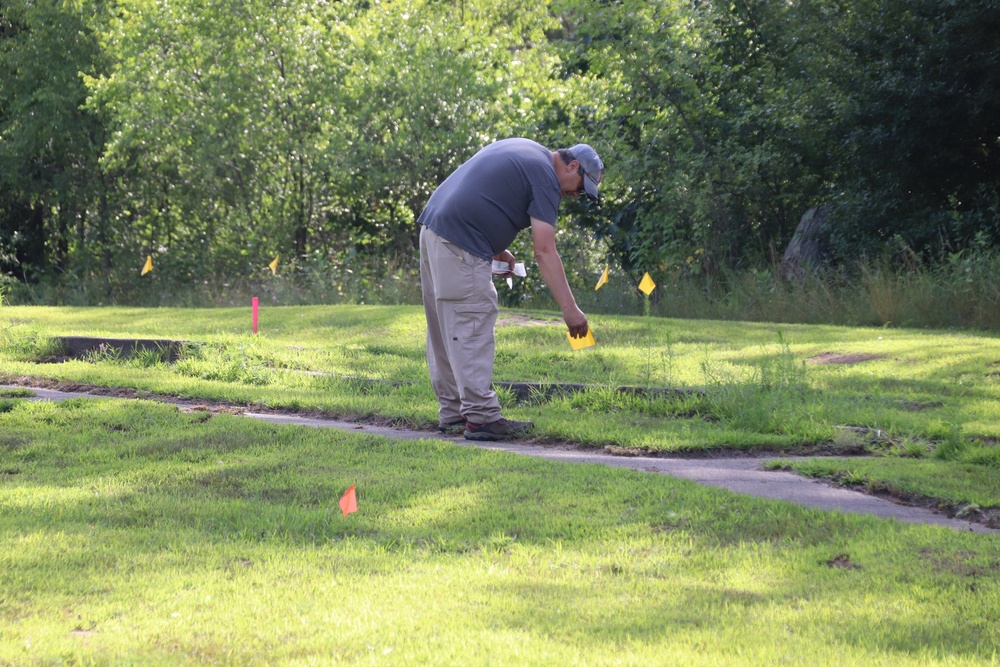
top-left (527, 183), bottom-right (560, 226)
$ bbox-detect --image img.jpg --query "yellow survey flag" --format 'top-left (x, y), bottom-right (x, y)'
top-left (567, 328), bottom-right (596, 350)
top-left (595, 266), bottom-right (609, 290)
top-left (638, 272), bottom-right (656, 295)
top-left (268, 254), bottom-right (280, 275)
top-left (141, 255), bottom-right (153, 276)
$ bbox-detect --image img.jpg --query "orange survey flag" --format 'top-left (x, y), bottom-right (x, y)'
top-left (339, 485), bottom-right (357, 517)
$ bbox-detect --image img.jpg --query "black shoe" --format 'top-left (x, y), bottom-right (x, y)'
top-left (438, 418), bottom-right (467, 433)
top-left (463, 418), bottom-right (533, 441)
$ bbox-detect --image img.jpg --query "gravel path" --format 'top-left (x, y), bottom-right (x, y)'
top-left (9, 385), bottom-right (996, 534)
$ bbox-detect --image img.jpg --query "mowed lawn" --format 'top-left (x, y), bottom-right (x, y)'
top-left (2, 397), bottom-right (1000, 665)
top-left (3, 304), bottom-right (1000, 512)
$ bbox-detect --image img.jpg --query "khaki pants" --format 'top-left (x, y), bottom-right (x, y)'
top-left (419, 225), bottom-right (502, 424)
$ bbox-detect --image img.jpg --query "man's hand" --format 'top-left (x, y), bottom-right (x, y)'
top-left (492, 250), bottom-right (516, 275)
top-left (564, 306), bottom-right (588, 338)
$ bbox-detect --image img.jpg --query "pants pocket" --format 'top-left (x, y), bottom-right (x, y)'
top-left (435, 242), bottom-right (477, 301)
top-left (452, 302), bottom-right (497, 338)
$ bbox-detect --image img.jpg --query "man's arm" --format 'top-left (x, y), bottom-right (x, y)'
top-left (530, 218), bottom-right (588, 337)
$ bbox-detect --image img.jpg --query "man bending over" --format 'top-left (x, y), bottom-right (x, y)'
top-left (418, 138), bottom-right (604, 441)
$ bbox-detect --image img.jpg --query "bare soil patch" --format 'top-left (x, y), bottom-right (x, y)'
top-left (822, 553), bottom-right (862, 570)
top-left (496, 313), bottom-right (560, 327)
top-left (807, 352), bottom-right (887, 365)
top-left (918, 548), bottom-right (1000, 577)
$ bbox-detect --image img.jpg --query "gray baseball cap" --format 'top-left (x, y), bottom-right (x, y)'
top-left (568, 143), bottom-right (604, 200)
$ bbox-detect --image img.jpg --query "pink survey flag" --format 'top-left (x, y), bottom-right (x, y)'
top-left (339, 485), bottom-right (358, 517)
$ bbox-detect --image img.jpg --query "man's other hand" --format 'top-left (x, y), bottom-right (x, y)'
top-left (492, 250), bottom-right (516, 274)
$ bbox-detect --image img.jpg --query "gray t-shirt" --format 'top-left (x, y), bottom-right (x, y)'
top-left (417, 138), bottom-right (560, 261)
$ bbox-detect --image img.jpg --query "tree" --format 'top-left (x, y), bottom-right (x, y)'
top-left (86, 0), bottom-right (353, 286)
top-left (85, 0), bottom-right (566, 290)
top-left (0, 0), bottom-right (107, 288)
top-left (329, 0), bottom-right (563, 258)
top-left (551, 0), bottom-right (840, 275)
top-left (829, 0), bottom-right (1000, 256)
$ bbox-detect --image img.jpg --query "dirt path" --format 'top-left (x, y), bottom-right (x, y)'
top-left (7, 384), bottom-right (997, 534)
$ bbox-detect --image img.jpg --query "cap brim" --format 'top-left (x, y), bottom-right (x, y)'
top-left (583, 177), bottom-right (599, 200)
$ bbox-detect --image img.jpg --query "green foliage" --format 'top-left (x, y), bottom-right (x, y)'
top-left (67, 0), bottom-right (566, 301)
top-left (85, 0), bottom-right (355, 287)
top-left (828, 0), bottom-right (1000, 257)
top-left (338, 0), bottom-right (558, 244)
top-left (2, 0), bottom-right (1000, 308)
top-left (0, 267), bottom-right (10, 306)
top-left (0, 0), bottom-right (108, 285)
top-left (553, 0), bottom-right (837, 273)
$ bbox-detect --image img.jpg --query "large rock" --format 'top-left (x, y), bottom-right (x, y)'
top-left (780, 205), bottom-right (831, 280)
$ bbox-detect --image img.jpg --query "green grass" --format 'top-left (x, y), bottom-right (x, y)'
top-left (3, 304), bottom-right (1000, 508)
top-left (2, 398), bottom-right (999, 665)
top-left (768, 457), bottom-right (1000, 510)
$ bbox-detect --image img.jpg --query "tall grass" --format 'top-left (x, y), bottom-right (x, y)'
top-left (6, 246), bottom-right (1000, 331)
top-left (4, 250), bottom-right (424, 309)
top-left (619, 249), bottom-right (1000, 330)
